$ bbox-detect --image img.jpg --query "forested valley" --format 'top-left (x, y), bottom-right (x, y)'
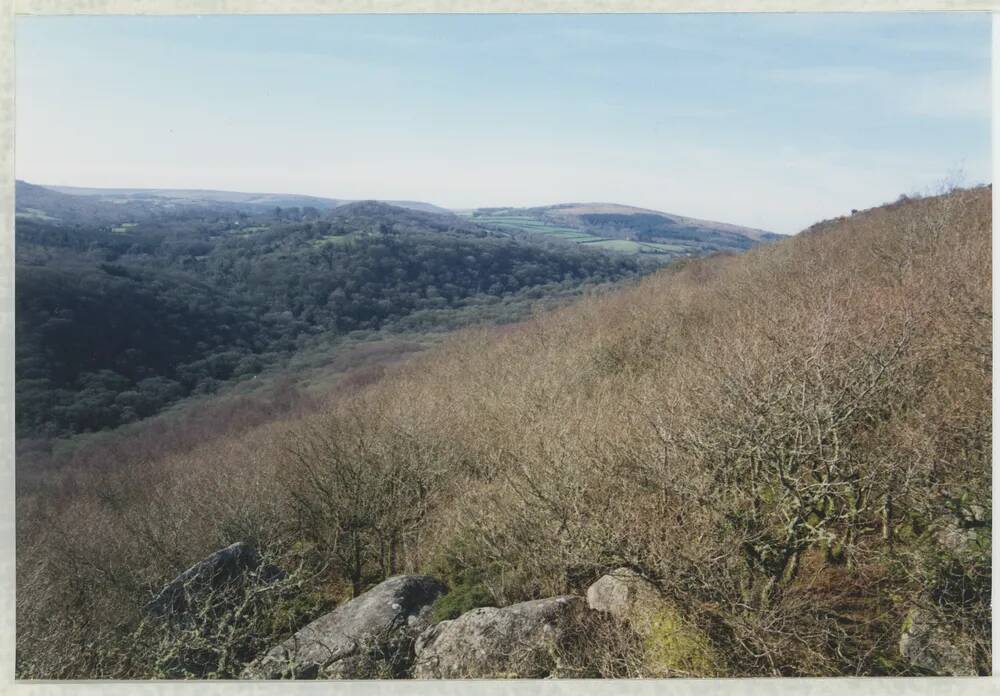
top-left (16, 183), bottom-right (656, 442)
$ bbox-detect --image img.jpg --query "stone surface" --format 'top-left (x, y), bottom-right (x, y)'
top-left (586, 567), bottom-right (715, 676)
top-left (586, 567), bottom-right (662, 630)
top-left (145, 541), bottom-right (284, 618)
top-left (899, 607), bottom-right (978, 676)
top-left (246, 575), bottom-right (446, 679)
top-left (413, 595), bottom-right (587, 679)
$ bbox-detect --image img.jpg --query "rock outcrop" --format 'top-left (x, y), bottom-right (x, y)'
top-left (145, 542), bottom-right (284, 618)
top-left (586, 567), bottom-right (662, 627)
top-left (413, 595), bottom-right (587, 679)
top-left (586, 568), bottom-right (714, 676)
top-left (899, 607), bottom-right (978, 676)
top-left (246, 575), bottom-right (446, 679)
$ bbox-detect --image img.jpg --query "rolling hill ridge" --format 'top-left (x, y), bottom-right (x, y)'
top-left (17, 181), bottom-right (779, 258)
top-left (462, 202), bottom-right (780, 255)
top-left (43, 183), bottom-right (453, 215)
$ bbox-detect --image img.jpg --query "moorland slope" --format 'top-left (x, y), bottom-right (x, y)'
top-left (16, 187), bottom-right (991, 678)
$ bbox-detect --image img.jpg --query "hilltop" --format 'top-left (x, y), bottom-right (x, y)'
top-left (16, 186), bottom-right (991, 679)
top-left (542, 202), bottom-right (778, 240)
top-left (40, 182), bottom-right (453, 215)
top-left (463, 201), bottom-right (780, 255)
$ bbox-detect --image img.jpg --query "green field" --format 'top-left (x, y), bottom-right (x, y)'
top-left (638, 241), bottom-right (686, 253)
top-left (15, 208), bottom-right (60, 222)
top-left (581, 239), bottom-right (643, 253)
top-left (472, 214), bottom-right (612, 245)
top-left (468, 212), bottom-right (679, 256)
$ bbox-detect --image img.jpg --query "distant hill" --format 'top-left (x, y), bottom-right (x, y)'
top-left (17, 181), bottom-right (780, 259)
top-left (15, 180), bottom-right (159, 224)
top-left (462, 202), bottom-right (780, 256)
top-left (34, 182), bottom-right (453, 216)
top-left (325, 200), bottom-right (495, 237)
top-left (542, 202), bottom-right (779, 241)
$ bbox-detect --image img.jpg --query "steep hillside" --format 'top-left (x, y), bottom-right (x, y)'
top-left (464, 202), bottom-right (780, 256)
top-left (16, 187), bottom-right (990, 678)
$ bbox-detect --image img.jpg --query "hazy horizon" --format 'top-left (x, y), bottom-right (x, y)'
top-left (16, 13), bottom-right (991, 234)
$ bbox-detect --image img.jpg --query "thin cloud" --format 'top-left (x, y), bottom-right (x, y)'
top-left (765, 64), bottom-right (989, 120)
top-left (766, 66), bottom-right (889, 86)
top-left (900, 72), bottom-right (990, 119)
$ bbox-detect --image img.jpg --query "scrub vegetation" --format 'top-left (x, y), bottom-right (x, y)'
top-left (15, 186), bottom-right (991, 678)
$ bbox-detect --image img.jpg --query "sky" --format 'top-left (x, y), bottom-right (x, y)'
top-left (15, 13), bottom-right (992, 234)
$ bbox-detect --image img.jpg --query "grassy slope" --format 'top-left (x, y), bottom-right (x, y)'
top-left (16, 187), bottom-right (991, 678)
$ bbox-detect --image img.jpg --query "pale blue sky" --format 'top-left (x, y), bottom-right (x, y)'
top-left (16, 13), bottom-right (991, 234)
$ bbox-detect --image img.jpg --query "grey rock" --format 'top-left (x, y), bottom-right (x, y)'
top-left (586, 567), bottom-right (662, 628)
top-left (586, 568), bottom-right (716, 676)
top-left (145, 541), bottom-right (284, 618)
top-left (246, 575), bottom-right (446, 679)
top-left (413, 595), bottom-right (587, 679)
top-left (899, 607), bottom-right (977, 676)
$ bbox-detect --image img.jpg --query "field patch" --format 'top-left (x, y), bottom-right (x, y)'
top-left (582, 239), bottom-right (645, 253)
top-left (16, 208), bottom-right (60, 222)
top-left (469, 213), bottom-right (689, 256)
